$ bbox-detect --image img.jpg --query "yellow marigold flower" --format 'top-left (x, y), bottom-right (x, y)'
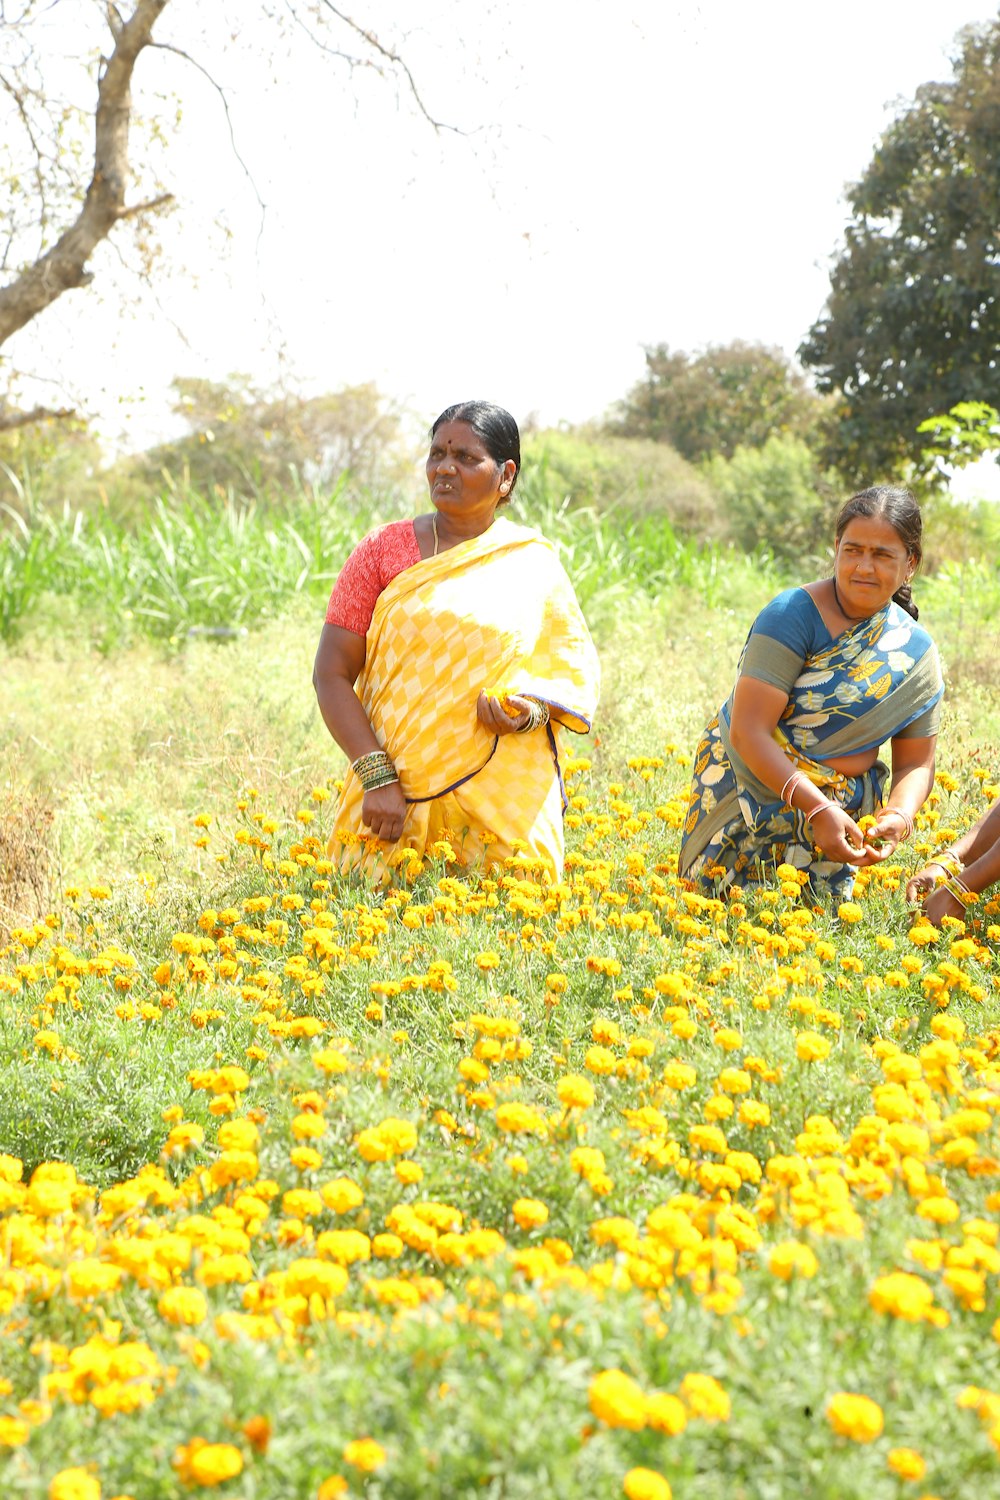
top-left (66, 1260), bottom-right (124, 1300)
top-left (662, 1061), bottom-right (697, 1090)
top-left (321, 1177), bottom-right (364, 1215)
top-left (796, 1031), bottom-right (831, 1063)
top-left (768, 1241), bottom-right (819, 1281)
top-left (396, 1160), bottom-right (423, 1185)
top-left (371, 1233), bottom-right (404, 1259)
top-left (180, 1441), bottom-right (243, 1486)
top-left (159, 1287), bottom-right (208, 1326)
top-left (495, 1103), bottom-right (546, 1135)
top-left (0, 1416), bottom-right (31, 1446)
top-left (826, 1392), bottom-right (884, 1443)
top-left (644, 1391), bottom-right (687, 1435)
top-left (886, 1447), bottom-right (926, 1482)
top-left (623, 1468), bottom-right (672, 1500)
top-left (512, 1198), bottom-right (549, 1230)
top-left (679, 1373), bottom-right (731, 1422)
top-left (917, 1196), bottom-right (960, 1225)
top-left (585, 1045), bottom-right (616, 1076)
top-left (589, 1369), bottom-right (647, 1431)
top-left (342, 1438), bottom-right (386, 1472)
top-left (837, 901), bottom-right (864, 923)
top-left (738, 1099), bottom-right (770, 1128)
top-left (49, 1470), bottom-right (101, 1500)
top-left (557, 1074), bottom-right (595, 1109)
top-left (717, 1067), bottom-right (751, 1094)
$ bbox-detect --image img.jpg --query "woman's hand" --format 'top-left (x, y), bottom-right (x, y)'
top-left (477, 691), bottom-right (532, 735)
top-left (361, 781), bottom-right (408, 843)
top-left (905, 862), bottom-right (945, 905)
top-left (808, 803), bottom-right (868, 865)
top-left (921, 885), bottom-right (965, 928)
top-left (854, 808), bottom-right (908, 866)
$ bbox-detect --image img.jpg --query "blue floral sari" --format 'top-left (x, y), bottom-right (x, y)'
top-left (678, 589), bottom-right (943, 899)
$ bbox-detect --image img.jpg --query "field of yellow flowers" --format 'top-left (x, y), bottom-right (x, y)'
top-left (1, 745), bottom-right (1000, 1500)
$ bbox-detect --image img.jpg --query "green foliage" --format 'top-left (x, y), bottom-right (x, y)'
top-left (130, 376), bottom-right (416, 501)
top-left (609, 341), bottom-right (828, 463)
top-left (918, 401), bottom-right (1000, 472)
top-left (522, 428), bottom-right (722, 536)
top-left (703, 435), bottom-right (841, 567)
top-left (0, 417), bottom-right (105, 513)
top-left (799, 21), bottom-right (1000, 483)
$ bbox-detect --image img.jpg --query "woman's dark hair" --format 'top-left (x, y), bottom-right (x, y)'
top-left (835, 484), bottom-right (923, 619)
top-left (430, 400), bottom-right (521, 501)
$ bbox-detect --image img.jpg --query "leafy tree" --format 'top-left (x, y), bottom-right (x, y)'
top-left (799, 19), bottom-right (1000, 484)
top-left (703, 435), bottom-right (841, 568)
top-left (132, 376), bottom-right (413, 499)
top-left (609, 341), bottom-right (827, 463)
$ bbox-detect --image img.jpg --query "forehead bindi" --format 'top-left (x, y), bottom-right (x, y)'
top-left (431, 422), bottom-right (488, 457)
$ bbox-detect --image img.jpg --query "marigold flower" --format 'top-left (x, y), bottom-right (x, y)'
top-left (49, 1470), bottom-right (101, 1500)
top-left (557, 1074), bottom-right (595, 1109)
top-left (768, 1241), bottom-right (819, 1281)
top-left (679, 1372), bottom-right (730, 1422)
top-left (342, 1438), bottom-right (386, 1472)
top-left (644, 1391), bottom-right (687, 1435)
top-left (885, 1446), bottom-right (926, 1482)
top-left (623, 1468), bottom-right (672, 1500)
top-left (589, 1369), bottom-right (647, 1430)
top-left (796, 1031), bottom-right (831, 1063)
top-left (317, 1480), bottom-right (348, 1500)
top-left (826, 1392), bottom-right (883, 1443)
top-left (512, 1198), bottom-right (549, 1230)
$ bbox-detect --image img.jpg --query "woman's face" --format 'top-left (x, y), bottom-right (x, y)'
top-left (426, 421), bottom-right (516, 522)
top-left (833, 514), bottom-right (914, 616)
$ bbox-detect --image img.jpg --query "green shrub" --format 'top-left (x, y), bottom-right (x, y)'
top-left (703, 434), bottom-right (841, 566)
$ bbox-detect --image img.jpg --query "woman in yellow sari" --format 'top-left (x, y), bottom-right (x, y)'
top-left (313, 401), bottom-right (600, 880)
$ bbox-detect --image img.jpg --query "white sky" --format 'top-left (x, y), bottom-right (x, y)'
top-left (8, 0), bottom-right (1000, 494)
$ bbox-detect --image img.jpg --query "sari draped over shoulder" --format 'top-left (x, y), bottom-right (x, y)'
top-left (330, 516), bottom-right (600, 881)
top-left (678, 591), bottom-right (943, 899)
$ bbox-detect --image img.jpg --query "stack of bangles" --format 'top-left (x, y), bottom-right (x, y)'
top-left (518, 697), bottom-right (550, 733)
top-left (921, 849), bottom-right (976, 908)
top-left (779, 770), bottom-right (839, 829)
top-left (941, 874), bottom-right (977, 909)
top-left (351, 749), bottom-right (399, 792)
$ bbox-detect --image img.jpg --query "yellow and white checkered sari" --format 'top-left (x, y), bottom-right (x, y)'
top-left (330, 516), bottom-right (600, 881)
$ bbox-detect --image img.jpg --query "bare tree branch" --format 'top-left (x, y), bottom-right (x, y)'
top-left (0, 0), bottom-right (171, 349)
top-left (150, 38), bottom-right (267, 227)
top-left (315, 1), bottom-right (459, 134)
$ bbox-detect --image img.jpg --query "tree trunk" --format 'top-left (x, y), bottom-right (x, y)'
top-left (0, 0), bottom-right (172, 350)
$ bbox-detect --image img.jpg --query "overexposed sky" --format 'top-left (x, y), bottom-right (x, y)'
top-left (8, 0), bottom-right (1000, 490)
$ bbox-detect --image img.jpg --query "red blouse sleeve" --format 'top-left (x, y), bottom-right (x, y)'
top-left (325, 520), bottom-right (422, 636)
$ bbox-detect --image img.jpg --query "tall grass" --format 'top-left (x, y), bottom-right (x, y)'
top-left (0, 468), bottom-right (779, 646)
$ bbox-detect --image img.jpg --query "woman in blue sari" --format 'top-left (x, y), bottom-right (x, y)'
top-left (679, 486), bottom-right (944, 899)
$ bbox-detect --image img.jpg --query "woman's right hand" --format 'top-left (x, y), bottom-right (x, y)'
top-left (361, 781), bottom-right (408, 843)
top-left (905, 863), bottom-right (943, 905)
top-left (808, 803), bottom-right (867, 865)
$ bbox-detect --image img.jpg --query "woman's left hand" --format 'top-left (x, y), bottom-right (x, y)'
top-left (477, 691), bottom-right (531, 735)
top-left (855, 808), bottom-right (909, 865)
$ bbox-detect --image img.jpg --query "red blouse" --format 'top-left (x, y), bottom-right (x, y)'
top-left (325, 520), bottom-right (422, 636)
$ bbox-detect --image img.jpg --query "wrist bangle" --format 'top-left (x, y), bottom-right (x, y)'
top-left (780, 770), bottom-right (805, 807)
top-left (517, 697), bottom-right (550, 733)
top-left (932, 850), bottom-right (963, 877)
top-left (943, 875), bottom-right (977, 910)
top-left (804, 800), bottom-right (837, 827)
top-left (352, 749), bottom-right (399, 792)
top-left (882, 807), bottom-right (914, 841)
